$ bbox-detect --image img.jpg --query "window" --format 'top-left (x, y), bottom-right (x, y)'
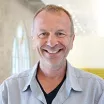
top-left (12, 23), bottom-right (30, 74)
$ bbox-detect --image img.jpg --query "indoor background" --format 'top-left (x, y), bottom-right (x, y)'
top-left (0, 0), bottom-right (104, 83)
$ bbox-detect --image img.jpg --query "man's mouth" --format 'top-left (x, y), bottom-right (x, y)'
top-left (43, 49), bottom-right (62, 54)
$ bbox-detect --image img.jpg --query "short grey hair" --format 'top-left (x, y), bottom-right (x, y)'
top-left (32, 4), bottom-right (74, 36)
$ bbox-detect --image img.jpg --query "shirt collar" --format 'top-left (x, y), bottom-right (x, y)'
top-left (22, 61), bottom-right (82, 92)
top-left (66, 61), bottom-right (82, 92)
top-left (22, 61), bottom-right (39, 92)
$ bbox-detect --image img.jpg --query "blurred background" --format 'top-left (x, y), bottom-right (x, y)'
top-left (0, 0), bottom-right (104, 83)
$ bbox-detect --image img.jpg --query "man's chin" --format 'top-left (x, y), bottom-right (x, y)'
top-left (45, 59), bottom-right (65, 67)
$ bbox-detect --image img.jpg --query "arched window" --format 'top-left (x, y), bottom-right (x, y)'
top-left (12, 23), bottom-right (30, 74)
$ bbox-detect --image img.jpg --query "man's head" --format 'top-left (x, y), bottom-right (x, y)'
top-left (31, 4), bottom-right (75, 68)
top-left (32, 4), bottom-right (74, 35)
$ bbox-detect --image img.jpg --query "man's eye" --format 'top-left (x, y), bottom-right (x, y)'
top-left (38, 33), bottom-right (48, 38)
top-left (56, 32), bottom-right (66, 37)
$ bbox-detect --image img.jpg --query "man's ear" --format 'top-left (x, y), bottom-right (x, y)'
top-left (72, 34), bottom-right (75, 41)
top-left (31, 35), bottom-right (34, 40)
top-left (30, 34), bottom-right (36, 50)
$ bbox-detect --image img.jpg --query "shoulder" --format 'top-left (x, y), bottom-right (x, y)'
top-left (74, 67), bottom-right (104, 103)
top-left (6, 69), bottom-right (30, 82)
top-left (0, 62), bottom-right (39, 92)
top-left (0, 69), bottom-right (31, 90)
top-left (74, 67), bottom-right (104, 89)
top-left (67, 62), bottom-right (104, 87)
top-left (74, 67), bottom-right (104, 81)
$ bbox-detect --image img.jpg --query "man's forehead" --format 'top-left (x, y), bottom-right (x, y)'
top-left (34, 10), bottom-right (68, 20)
top-left (32, 10), bottom-right (72, 33)
top-left (33, 10), bottom-right (71, 27)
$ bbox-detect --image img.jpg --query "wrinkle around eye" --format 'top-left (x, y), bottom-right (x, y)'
top-left (56, 32), bottom-right (66, 38)
top-left (38, 32), bottom-right (49, 38)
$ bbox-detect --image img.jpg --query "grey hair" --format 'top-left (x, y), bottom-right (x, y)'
top-left (32, 4), bottom-right (74, 36)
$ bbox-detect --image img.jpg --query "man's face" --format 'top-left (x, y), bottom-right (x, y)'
top-left (32, 10), bottom-right (75, 66)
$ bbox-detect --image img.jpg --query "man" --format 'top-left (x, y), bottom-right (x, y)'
top-left (0, 4), bottom-right (104, 104)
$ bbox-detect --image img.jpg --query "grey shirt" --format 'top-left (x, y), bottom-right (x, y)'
top-left (0, 61), bottom-right (104, 104)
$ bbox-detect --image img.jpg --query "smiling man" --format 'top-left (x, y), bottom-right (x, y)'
top-left (0, 4), bottom-right (104, 104)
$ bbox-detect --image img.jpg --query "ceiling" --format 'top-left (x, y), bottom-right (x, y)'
top-left (37, 0), bottom-right (104, 37)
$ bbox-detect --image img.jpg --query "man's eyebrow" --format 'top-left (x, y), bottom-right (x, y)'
top-left (56, 29), bottom-right (64, 31)
top-left (39, 29), bottom-right (66, 33)
top-left (56, 29), bottom-right (66, 32)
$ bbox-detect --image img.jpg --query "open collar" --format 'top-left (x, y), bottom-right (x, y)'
top-left (66, 61), bottom-right (82, 93)
top-left (22, 61), bottom-right (82, 94)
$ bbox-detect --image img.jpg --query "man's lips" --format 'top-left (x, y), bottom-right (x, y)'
top-left (43, 49), bottom-right (62, 54)
top-left (42, 44), bottom-right (64, 54)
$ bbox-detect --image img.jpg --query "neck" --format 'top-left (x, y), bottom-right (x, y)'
top-left (38, 60), bottom-right (67, 79)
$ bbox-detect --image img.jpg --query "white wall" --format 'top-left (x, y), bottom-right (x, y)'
top-left (67, 35), bottom-right (104, 68)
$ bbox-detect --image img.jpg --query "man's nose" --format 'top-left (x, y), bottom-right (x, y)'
top-left (46, 34), bottom-right (58, 47)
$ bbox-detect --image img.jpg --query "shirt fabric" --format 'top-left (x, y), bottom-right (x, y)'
top-left (0, 61), bottom-right (104, 104)
top-left (36, 73), bottom-right (66, 104)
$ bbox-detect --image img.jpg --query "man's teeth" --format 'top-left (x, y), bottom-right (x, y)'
top-left (49, 51), bottom-right (58, 53)
top-left (46, 50), bottom-right (60, 53)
